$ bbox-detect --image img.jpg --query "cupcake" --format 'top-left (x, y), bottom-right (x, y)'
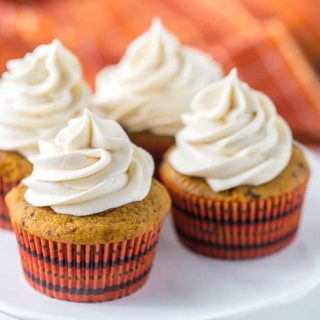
top-left (6, 110), bottom-right (171, 302)
top-left (160, 69), bottom-right (310, 259)
top-left (0, 40), bottom-right (90, 230)
top-left (93, 18), bottom-right (223, 167)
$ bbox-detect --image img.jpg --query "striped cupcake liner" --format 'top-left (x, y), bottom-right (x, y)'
top-left (13, 224), bottom-right (162, 302)
top-left (0, 178), bottom-right (19, 230)
top-left (169, 182), bottom-right (308, 259)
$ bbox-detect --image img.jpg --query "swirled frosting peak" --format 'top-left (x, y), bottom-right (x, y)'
top-left (169, 69), bottom-right (293, 191)
top-left (23, 110), bottom-right (154, 216)
top-left (0, 39), bottom-right (90, 156)
top-left (93, 18), bottom-right (223, 136)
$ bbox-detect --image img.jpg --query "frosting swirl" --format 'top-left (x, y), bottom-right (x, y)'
top-left (93, 18), bottom-right (222, 136)
top-left (0, 40), bottom-right (90, 156)
top-left (23, 110), bottom-right (154, 216)
top-left (169, 69), bottom-right (293, 192)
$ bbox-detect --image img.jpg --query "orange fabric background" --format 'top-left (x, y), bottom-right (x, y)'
top-left (0, 0), bottom-right (320, 142)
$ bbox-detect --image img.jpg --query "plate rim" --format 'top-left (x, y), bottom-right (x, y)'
top-left (0, 145), bottom-right (319, 320)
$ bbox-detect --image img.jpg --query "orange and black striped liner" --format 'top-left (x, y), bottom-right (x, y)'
top-left (0, 178), bottom-right (18, 230)
top-left (166, 182), bottom-right (308, 259)
top-left (13, 224), bottom-right (162, 302)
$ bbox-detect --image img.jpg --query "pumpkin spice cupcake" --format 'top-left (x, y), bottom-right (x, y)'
top-left (0, 39), bottom-right (90, 229)
top-left (93, 18), bottom-right (223, 167)
top-left (7, 110), bottom-right (171, 302)
top-left (160, 69), bottom-right (310, 259)
top-left (0, 152), bottom-right (32, 229)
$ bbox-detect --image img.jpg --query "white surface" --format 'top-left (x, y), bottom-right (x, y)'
top-left (0, 148), bottom-right (319, 320)
top-left (236, 284), bottom-right (320, 320)
top-left (0, 313), bottom-right (18, 320)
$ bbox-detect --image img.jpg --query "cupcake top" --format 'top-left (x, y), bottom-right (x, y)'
top-left (0, 40), bottom-right (90, 157)
top-left (23, 110), bottom-right (154, 216)
top-left (169, 69), bottom-right (293, 192)
top-left (8, 181), bottom-right (170, 243)
top-left (93, 18), bottom-right (222, 136)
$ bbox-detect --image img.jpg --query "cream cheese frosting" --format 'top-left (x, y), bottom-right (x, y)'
top-left (169, 69), bottom-right (293, 192)
top-left (0, 40), bottom-right (90, 156)
top-left (93, 18), bottom-right (223, 136)
top-left (23, 110), bottom-right (154, 216)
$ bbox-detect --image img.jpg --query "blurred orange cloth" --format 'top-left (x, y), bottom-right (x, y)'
top-left (0, 0), bottom-right (320, 143)
top-left (210, 20), bottom-right (320, 142)
top-left (239, 0), bottom-right (320, 64)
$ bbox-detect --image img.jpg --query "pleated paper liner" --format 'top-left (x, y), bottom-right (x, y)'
top-left (169, 182), bottom-right (308, 259)
top-left (13, 224), bottom-right (162, 302)
top-left (0, 178), bottom-right (19, 230)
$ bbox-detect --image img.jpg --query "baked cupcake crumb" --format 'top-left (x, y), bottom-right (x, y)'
top-left (160, 146), bottom-right (310, 202)
top-left (0, 151), bottom-right (32, 182)
top-left (7, 180), bottom-right (171, 244)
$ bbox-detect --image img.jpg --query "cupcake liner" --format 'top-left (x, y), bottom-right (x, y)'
top-left (169, 182), bottom-right (308, 259)
top-left (13, 224), bottom-right (162, 302)
top-left (0, 177), bottom-right (19, 230)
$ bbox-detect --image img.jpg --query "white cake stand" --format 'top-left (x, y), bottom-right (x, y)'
top-left (0, 147), bottom-right (319, 320)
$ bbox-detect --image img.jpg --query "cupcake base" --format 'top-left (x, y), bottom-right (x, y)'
top-left (14, 224), bottom-right (162, 302)
top-left (160, 145), bottom-right (310, 259)
top-left (176, 228), bottom-right (296, 260)
top-left (0, 150), bottom-right (32, 230)
top-left (0, 178), bottom-right (18, 230)
top-left (171, 183), bottom-right (306, 259)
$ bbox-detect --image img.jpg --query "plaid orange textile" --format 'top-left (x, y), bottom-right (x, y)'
top-left (239, 0), bottom-right (320, 64)
top-left (0, 0), bottom-right (320, 142)
top-left (207, 20), bottom-right (320, 142)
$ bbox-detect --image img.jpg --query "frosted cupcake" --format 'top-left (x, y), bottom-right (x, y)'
top-left (93, 18), bottom-right (223, 166)
top-left (160, 69), bottom-right (310, 259)
top-left (0, 40), bottom-right (90, 228)
top-left (7, 110), bottom-right (170, 302)
top-left (0, 40), bottom-right (90, 229)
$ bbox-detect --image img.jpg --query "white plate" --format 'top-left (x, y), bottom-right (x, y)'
top-left (0, 313), bottom-right (18, 320)
top-left (0, 148), bottom-right (320, 320)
